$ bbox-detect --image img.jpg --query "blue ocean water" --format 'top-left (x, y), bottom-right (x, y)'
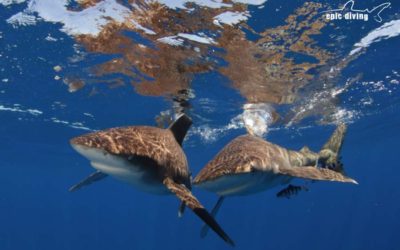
top-left (1, 0), bottom-right (400, 249)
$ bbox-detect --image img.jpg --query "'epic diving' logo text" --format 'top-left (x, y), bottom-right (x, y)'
top-left (323, 0), bottom-right (391, 23)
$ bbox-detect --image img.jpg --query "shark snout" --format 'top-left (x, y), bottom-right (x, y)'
top-left (70, 135), bottom-right (94, 147)
top-left (70, 132), bottom-right (104, 150)
top-left (70, 134), bottom-right (104, 160)
top-left (70, 143), bottom-right (92, 158)
top-left (70, 132), bottom-right (123, 162)
top-left (70, 137), bottom-right (81, 146)
top-left (70, 142), bottom-right (112, 164)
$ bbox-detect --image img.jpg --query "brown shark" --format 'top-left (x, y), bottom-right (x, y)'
top-left (193, 124), bottom-right (357, 237)
top-left (69, 114), bottom-right (234, 246)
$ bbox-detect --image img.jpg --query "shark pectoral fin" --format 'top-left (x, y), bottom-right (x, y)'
top-left (69, 171), bottom-right (108, 192)
top-left (163, 178), bottom-right (234, 247)
top-left (200, 196), bottom-right (225, 239)
top-left (178, 201), bottom-right (186, 218)
top-left (279, 166), bottom-right (358, 184)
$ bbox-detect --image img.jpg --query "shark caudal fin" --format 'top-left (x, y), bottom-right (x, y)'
top-left (318, 124), bottom-right (347, 173)
top-left (169, 114), bottom-right (192, 146)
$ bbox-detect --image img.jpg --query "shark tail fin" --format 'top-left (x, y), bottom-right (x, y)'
top-left (169, 114), bottom-right (192, 146)
top-left (319, 124), bottom-right (347, 173)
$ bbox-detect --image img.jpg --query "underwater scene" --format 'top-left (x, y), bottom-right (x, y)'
top-left (1, 0), bottom-right (399, 249)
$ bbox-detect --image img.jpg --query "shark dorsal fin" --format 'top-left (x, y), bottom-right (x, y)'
top-left (169, 114), bottom-right (192, 146)
top-left (321, 123), bottom-right (347, 155)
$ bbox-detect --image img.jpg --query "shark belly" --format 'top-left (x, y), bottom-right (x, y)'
top-left (73, 145), bottom-right (169, 195)
top-left (196, 171), bottom-right (291, 197)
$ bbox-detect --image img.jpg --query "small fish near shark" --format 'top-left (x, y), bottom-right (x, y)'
top-left (193, 124), bottom-right (357, 238)
top-left (276, 184), bottom-right (308, 199)
top-left (69, 114), bottom-right (234, 246)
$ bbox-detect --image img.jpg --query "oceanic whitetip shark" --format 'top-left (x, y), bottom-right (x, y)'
top-left (194, 124), bottom-right (357, 237)
top-left (69, 114), bottom-right (234, 246)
